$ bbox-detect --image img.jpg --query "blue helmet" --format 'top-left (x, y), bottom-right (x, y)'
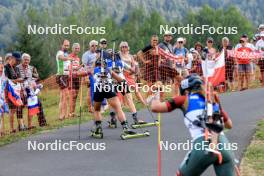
top-left (180, 74), bottom-right (203, 95)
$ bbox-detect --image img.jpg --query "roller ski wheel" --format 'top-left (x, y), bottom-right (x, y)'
top-left (120, 130), bottom-right (150, 140)
top-left (131, 120), bottom-right (159, 129)
top-left (91, 126), bottom-right (103, 139)
top-left (108, 118), bottom-right (117, 129)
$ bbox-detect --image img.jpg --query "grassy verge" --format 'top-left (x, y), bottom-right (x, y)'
top-left (240, 119), bottom-right (264, 176)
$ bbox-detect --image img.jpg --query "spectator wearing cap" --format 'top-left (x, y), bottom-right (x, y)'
top-left (235, 36), bottom-right (254, 90)
top-left (172, 37), bottom-right (189, 95)
top-left (16, 53), bottom-right (47, 127)
top-left (256, 32), bottom-right (264, 86)
top-left (82, 40), bottom-right (99, 112)
top-left (206, 37), bottom-right (217, 60)
top-left (258, 24), bottom-right (264, 33)
top-left (99, 38), bottom-right (107, 50)
top-left (55, 39), bottom-right (72, 120)
top-left (158, 31), bottom-right (175, 84)
top-left (158, 31), bottom-right (173, 53)
top-left (4, 52), bottom-right (27, 133)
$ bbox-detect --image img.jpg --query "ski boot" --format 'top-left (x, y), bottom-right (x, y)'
top-left (91, 121), bottom-right (103, 139)
top-left (131, 113), bottom-right (158, 129)
top-left (108, 112), bottom-right (117, 128)
top-left (120, 121), bottom-right (150, 140)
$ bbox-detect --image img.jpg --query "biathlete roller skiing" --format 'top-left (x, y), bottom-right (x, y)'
top-left (90, 46), bottom-right (150, 140)
top-left (107, 41), bottom-right (158, 130)
top-left (148, 73), bottom-right (240, 176)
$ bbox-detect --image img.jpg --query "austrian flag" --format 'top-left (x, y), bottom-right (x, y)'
top-left (202, 51), bottom-right (225, 86)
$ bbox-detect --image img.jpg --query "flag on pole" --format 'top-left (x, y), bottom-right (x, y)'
top-left (202, 51), bottom-right (225, 86)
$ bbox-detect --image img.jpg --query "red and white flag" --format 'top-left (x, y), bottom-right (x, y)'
top-left (202, 51), bottom-right (225, 86)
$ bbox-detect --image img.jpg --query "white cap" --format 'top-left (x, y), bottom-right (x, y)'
top-left (100, 38), bottom-right (107, 43)
top-left (89, 40), bottom-right (98, 47)
top-left (163, 30), bottom-right (172, 36)
top-left (259, 24), bottom-right (264, 29)
top-left (177, 37), bottom-right (184, 42)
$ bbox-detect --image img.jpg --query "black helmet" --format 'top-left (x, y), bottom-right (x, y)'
top-left (180, 74), bottom-right (203, 95)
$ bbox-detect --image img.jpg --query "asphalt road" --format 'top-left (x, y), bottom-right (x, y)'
top-left (0, 88), bottom-right (264, 176)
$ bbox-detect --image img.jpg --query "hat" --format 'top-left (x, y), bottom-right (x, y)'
top-left (163, 31), bottom-right (172, 36)
top-left (12, 51), bottom-right (21, 61)
top-left (177, 37), bottom-right (184, 42)
top-left (258, 24), bottom-right (264, 29)
top-left (207, 37), bottom-right (214, 42)
top-left (241, 34), bottom-right (248, 38)
top-left (100, 38), bottom-right (107, 43)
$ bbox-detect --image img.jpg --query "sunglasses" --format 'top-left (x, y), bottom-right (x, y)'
top-left (178, 41), bottom-right (183, 44)
top-left (101, 42), bottom-right (107, 45)
top-left (239, 40), bottom-right (245, 43)
top-left (121, 46), bottom-right (128, 48)
top-left (207, 41), bottom-right (213, 43)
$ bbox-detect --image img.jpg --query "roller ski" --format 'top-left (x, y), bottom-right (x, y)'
top-left (108, 112), bottom-right (117, 128)
top-left (120, 121), bottom-right (150, 140)
top-left (91, 121), bottom-right (103, 139)
top-left (130, 116), bottom-right (159, 129)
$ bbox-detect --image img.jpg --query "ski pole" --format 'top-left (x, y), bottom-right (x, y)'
top-left (78, 77), bottom-right (83, 140)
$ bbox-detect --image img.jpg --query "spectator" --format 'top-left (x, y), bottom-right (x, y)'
top-left (256, 32), bottom-right (264, 86)
top-left (99, 38), bottom-right (108, 50)
top-left (235, 37), bottom-right (253, 90)
top-left (219, 37), bottom-right (235, 91)
top-left (158, 31), bottom-right (173, 53)
top-left (173, 37), bottom-right (189, 95)
top-left (0, 64), bottom-right (9, 136)
top-left (258, 24), bottom-right (264, 33)
top-left (119, 41), bottom-right (146, 105)
top-left (189, 48), bottom-right (202, 76)
top-left (82, 40), bottom-right (99, 112)
top-left (16, 53), bottom-right (47, 127)
top-left (56, 39), bottom-right (72, 120)
top-left (137, 35), bottom-right (159, 97)
top-left (194, 42), bottom-right (203, 58)
top-left (4, 52), bottom-right (26, 132)
top-left (68, 43), bottom-right (81, 117)
top-left (206, 37), bottom-right (217, 60)
top-left (158, 31), bottom-right (175, 84)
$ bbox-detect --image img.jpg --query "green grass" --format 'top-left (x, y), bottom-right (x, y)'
top-left (240, 119), bottom-right (264, 176)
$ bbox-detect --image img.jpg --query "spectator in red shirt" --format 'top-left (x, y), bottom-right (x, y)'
top-left (68, 43), bottom-right (81, 117)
